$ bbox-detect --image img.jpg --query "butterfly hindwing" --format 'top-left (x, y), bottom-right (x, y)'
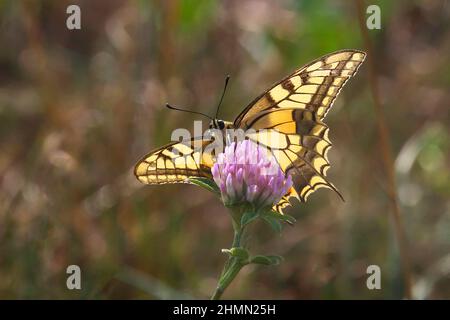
top-left (134, 138), bottom-right (214, 185)
top-left (272, 187), bottom-right (299, 215)
top-left (246, 123), bottom-right (340, 205)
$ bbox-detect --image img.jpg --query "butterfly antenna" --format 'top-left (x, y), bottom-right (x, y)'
top-left (165, 103), bottom-right (213, 120)
top-left (214, 75), bottom-right (230, 119)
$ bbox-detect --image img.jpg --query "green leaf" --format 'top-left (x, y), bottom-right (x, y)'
top-left (261, 209), bottom-right (296, 226)
top-left (262, 214), bottom-right (283, 234)
top-left (240, 210), bottom-right (259, 226)
top-left (249, 255), bottom-right (284, 266)
top-left (188, 177), bottom-right (220, 195)
top-left (269, 210), bottom-right (297, 225)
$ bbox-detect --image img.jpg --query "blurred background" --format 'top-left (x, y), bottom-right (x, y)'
top-left (0, 0), bottom-right (449, 299)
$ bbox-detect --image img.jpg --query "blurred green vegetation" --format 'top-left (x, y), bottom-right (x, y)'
top-left (0, 0), bottom-right (449, 299)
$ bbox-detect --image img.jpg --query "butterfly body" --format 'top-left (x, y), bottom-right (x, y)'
top-left (135, 50), bottom-right (366, 214)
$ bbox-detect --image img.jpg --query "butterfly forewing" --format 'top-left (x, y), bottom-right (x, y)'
top-left (134, 138), bottom-right (214, 185)
top-left (234, 50), bottom-right (366, 127)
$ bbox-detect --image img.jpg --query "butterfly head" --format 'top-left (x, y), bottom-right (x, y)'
top-left (209, 119), bottom-right (233, 130)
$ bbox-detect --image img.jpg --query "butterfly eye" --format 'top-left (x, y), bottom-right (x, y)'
top-left (218, 121), bottom-right (225, 130)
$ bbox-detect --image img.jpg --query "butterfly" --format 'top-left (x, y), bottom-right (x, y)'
top-left (134, 50), bottom-right (366, 214)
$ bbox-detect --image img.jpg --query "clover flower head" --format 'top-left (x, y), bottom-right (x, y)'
top-left (211, 140), bottom-right (292, 210)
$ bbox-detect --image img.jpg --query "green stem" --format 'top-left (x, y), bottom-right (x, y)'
top-left (211, 209), bottom-right (247, 300)
top-left (211, 257), bottom-right (244, 300)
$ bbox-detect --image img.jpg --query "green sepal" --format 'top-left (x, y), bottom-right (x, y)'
top-left (188, 177), bottom-right (220, 195)
top-left (240, 210), bottom-right (259, 227)
top-left (249, 255), bottom-right (284, 266)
